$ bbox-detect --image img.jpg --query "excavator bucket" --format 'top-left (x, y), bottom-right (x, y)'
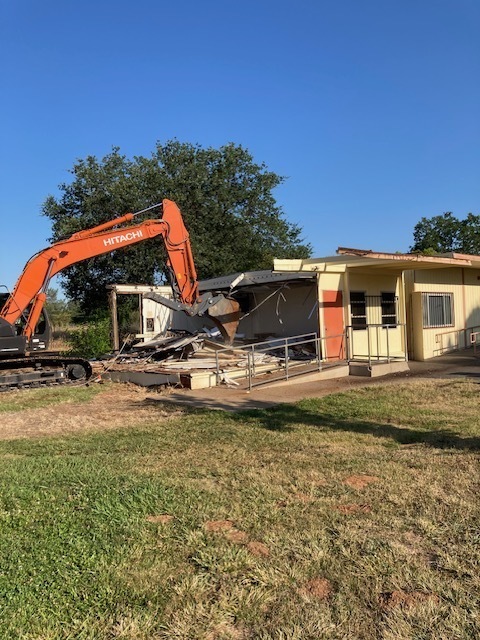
top-left (143, 291), bottom-right (241, 345)
top-left (206, 296), bottom-right (241, 345)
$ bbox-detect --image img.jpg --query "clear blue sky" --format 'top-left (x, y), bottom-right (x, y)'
top-left (1, 0), bottom-right (479, 291)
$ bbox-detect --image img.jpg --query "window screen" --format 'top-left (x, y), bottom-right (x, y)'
top-left (381, 292), bottom-right (397, 326)
top-left (422, 293), bottom-right (453, 328)
top-left (350, 292), bottom-right (367, 329)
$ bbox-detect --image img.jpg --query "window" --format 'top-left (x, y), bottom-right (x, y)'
top-left (381, 292), bottom-right (397, 326)
top-left (350, 292), bottom-right (366, 329)
top-left (422, 293), bottom-right (454, 328)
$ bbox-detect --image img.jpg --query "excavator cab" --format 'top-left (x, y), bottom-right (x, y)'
top-left (26, 308), bottom-right (51, 351)
top-left (0, 293), bottom-right (51, 355)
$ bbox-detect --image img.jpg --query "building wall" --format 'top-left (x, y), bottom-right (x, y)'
top-left (141, 291), bottom-right (215, 337)
top-left (408, 267), bottom-right (480, 360)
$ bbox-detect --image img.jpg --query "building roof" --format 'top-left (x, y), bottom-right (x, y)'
top-left (274, 247), bottom-right (480, 274)
top-left (198, 270), bottom-right (316, 292)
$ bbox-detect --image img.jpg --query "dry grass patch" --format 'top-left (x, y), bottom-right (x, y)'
top-left (146, 514), bottom-right (174, 524)
top-left (0, 382), bottom-right (183, 440)
top-left (343, 474), bottom-right (380, 489)
top-left (379, 590), bottom-right (440, 609)
top-left (336, 503), bottom-right (372, 514)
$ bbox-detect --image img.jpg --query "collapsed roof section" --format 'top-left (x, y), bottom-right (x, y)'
top-left (198, 270), bottom-right (317, 292)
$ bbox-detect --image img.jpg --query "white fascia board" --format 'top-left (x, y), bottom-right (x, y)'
top-left (108, 284), bottom-right (173, 294)
top-left (273, 258), bottom-right (346, 273)
top-left (273, 258), bottom-right (304, 271)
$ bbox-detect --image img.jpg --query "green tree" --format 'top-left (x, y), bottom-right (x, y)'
top-left (411, 211), bottom-right (480, 254)
top-left (42, 141), bottom-right (311, 315)
top-left (44, 287), bottom-right (79, 330)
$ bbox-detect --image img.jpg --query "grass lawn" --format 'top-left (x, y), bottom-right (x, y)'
top-left (0, 379), bottom-right (478, 639)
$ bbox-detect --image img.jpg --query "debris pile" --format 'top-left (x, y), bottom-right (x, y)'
top-left (94, 330), bottom-right (317, 389)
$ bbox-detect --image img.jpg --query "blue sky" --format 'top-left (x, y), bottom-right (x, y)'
top-left (1, 0), bottom-right (479, 290)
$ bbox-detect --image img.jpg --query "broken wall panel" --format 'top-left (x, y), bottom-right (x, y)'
top-left (237, 284), bottom-right (319, 339)
top-left (108, 273), bottom-right (321, 348)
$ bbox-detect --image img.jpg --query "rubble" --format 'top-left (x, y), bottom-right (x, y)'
top-left (94, 330), bottom-right (317, 390)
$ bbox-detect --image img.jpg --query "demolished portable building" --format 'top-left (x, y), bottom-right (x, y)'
top-left (105, 248), bottom-right (480, 388)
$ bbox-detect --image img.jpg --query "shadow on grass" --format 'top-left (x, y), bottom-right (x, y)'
top-left (138, 397), bottom-right (480, 451)
top-left (241, 404), bottom-right (480, 450)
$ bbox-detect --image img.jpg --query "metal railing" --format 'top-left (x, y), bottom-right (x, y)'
top-left (471, 331), bottom-right (480, 357)
top-left (346, 323), bottom-right (408, 367)
top-left (214, 332), bottom-right (347, 390)
top-left (434, 325), bottom-right (480, 356)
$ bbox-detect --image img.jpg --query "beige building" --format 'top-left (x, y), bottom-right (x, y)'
top-left (275, 248), bottom-right (480, 362)
top-left (405, 253), bottom-right (480, 360)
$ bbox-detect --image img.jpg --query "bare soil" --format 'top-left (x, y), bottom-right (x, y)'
top-left (299, 578), bottom-right (333, 600)
top-left (0, 384), bottom-right (184, 440)
top-left (246, 541), bottom-right (270, 557)
top-left (204, 520), bottom-right (235, 533)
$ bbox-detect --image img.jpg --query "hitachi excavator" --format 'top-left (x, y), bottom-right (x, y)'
top-left (0, 199), bottom-right (240, 390)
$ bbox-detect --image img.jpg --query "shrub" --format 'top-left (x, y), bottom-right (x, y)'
top-left (68, 317), bottom-right (111, 358)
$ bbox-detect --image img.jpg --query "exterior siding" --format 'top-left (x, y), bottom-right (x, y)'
top-left (409, 267), bottom-right (480, 359)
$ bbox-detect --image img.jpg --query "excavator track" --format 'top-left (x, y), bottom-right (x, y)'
top-left (0, 356), bottom-right (93, 392)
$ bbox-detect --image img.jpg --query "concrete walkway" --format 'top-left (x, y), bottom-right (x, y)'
top-left (151, 350), bottom-right (480, 412)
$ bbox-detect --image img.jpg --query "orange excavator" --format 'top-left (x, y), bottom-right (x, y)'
top-left (0, 199), bottom-right (240, 390)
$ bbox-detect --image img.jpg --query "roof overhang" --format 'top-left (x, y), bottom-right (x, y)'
top-left (274, 249), bottom-right (478, 275)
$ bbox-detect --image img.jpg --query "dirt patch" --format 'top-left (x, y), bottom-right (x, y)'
top-left (246, 541), bottom-right (270, 557)
top-left (379, 590), bottom-right (439, 609)
top-left (146, 514), bottom-right (174, 524)
top-left (204, 520), bottom-right (250, 544)
top-left (204, 520), bottom-right (235, 533)
top-left (336, 503), bottom-right (372, 514)
top-left (343, 475), bottom-right (379, 490)
top-left (300, 578), bottom-right (332, 600)
top-left (0, 384), bottom-right (183, 440)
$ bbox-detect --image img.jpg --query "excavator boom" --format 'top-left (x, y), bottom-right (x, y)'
top-left (0, 199), bottom-right (240, 389)
top-left (1, 200), bottom-right (208, 340)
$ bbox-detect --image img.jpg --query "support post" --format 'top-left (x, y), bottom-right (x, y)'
top-left (109, 288), bottom-right (119, 352)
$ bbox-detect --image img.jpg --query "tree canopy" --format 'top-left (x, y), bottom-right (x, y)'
top-left (43, 141), bottom-right (311, 315)
top-left (411, 211), bottom-right (480, 255)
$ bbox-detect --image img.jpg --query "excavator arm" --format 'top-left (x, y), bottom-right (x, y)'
top-left (1, 199), bottom-right (240, 345)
